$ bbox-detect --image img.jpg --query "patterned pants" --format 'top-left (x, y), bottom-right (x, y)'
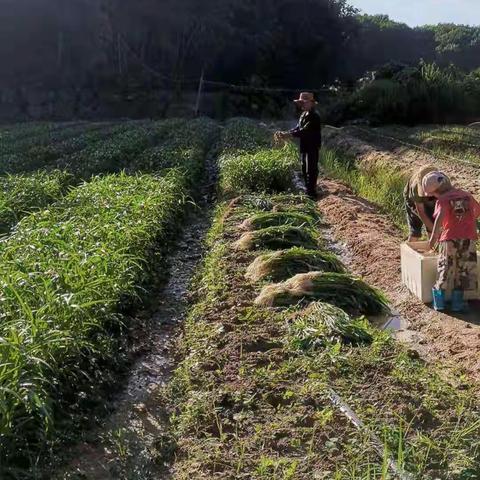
top-left (436, 240), bottom-right (478, 291)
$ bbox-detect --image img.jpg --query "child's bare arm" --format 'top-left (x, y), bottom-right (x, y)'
top-left (429, 210), bottom-right (444, 250)
top-left (471, 195), bottom-right (480, 219)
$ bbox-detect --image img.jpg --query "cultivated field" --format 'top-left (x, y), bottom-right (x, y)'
top-left (1, 119), bottom-right (480, 480)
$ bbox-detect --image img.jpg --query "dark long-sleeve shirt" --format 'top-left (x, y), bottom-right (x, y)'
top-left (289, 108), bottom-right (322, 153)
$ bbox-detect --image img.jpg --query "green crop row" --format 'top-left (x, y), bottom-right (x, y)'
top-left (218, 117), bottom-right (273, 155)
top-left (0, 120), bottom-right (220, 473)
top-left (129, 118), bottom-right (219, 182)
top-left (0, 171), bottom-right (189, 470)
top-left (0, 122), bottom-right (131, 175)
top-left (52, 120), bottom-right (177, 179)
top-left (166, 194), bottom-right (480, 480)
top-left (217, 118), bottom-right (298, 196)
top-left (0, 122), bottom-right (81, 148)
top-left (0, 170), bottom-right (73, 234)
top-left (0, 119), bottom-right (218, 237)
top-left (0, 122), bottom-right (112, 158)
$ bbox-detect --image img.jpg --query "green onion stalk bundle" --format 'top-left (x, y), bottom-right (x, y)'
top-left (235, 225), bottom-right (320, 251)
top-left (289, 302), bottom-right (373, 350)
top-left (256, 272), bottom-right (389, 316)
top-left (246, 247), bottom-right (345, 283)
top-left (241, 211), bottom-right (318, 231)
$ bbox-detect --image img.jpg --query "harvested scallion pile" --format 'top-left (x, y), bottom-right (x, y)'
top-left (289, 302), bottom-right (373, 349)
top-left (246, 247), bottom-right (345, 282)
top-left (235, 225), bottom-right (320, 251)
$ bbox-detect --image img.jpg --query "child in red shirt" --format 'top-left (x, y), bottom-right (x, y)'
top-left (423, 171), bottom-right (480, 312)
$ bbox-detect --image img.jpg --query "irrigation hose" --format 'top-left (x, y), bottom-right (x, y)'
top-left (324, 125), bottom-right (480, 170)
top-left (328, 389), bottom-right (414, 480)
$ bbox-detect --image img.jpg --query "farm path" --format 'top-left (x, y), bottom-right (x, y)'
top-left (316, 178), bottom-right (480, 386)
top-left (324, 126), bottom-right (480, 198)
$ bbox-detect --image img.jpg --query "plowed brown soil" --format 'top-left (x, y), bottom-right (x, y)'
top-left (317, 178), bottom-right (480, 385)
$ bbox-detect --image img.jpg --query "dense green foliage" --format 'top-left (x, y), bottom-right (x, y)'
top-left (218, 118), bottom-right (297, 195)
top-left (0, 118), bottom-right (221, 474)
top-left (332, 61), bottom-right (480, 124)
top-left (220, 146), bottom-right (298, 195)
top-left (0, 172), bottom-right (188, 464)
top-left (0, 170), bottom-right (73, 233)
top-left (129, 118), bottom-right (220, 183)
top-left (3, 1), bottom-right (480, 102)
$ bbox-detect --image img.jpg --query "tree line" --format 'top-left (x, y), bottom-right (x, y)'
top-left (1, 0), bottom-right (480, 120)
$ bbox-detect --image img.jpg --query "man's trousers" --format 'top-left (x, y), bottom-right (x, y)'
top-left (301, 149), bottom-right (319, 197)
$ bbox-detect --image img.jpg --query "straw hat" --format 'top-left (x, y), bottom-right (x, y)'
top-left (414, 165), bottom-right (437, 197)
top-left (294, 92), bottom-right (318, 104)
top-left (422, 171), bottom-right (451, 195)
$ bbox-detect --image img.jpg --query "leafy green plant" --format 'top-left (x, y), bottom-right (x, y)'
top-left (0, 169), bottom-right (191, 464)
top-left (220, 144), bottom-right (297, 196)
top-left (0, 170), bottom-right (73, 233)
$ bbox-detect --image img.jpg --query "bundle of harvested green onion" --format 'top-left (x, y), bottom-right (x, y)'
top-left (246, 247), bottom-right (345, 282)
top-left (255, 272), bottom-right (389, 316)
top-left (235, 225), bottom-right (320, 251)
top-left (289, 302), bottom-right (373, 350)
top-left (241, 211), bottom-right (317, 231)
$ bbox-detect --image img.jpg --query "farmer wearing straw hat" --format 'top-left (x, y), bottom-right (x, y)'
top-left (276, 92), bottom-right (322, 199)
top-left (404, 165), bottom-right (438, 242)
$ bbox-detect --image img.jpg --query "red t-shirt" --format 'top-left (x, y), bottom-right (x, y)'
top-left (434, 189), bottom-right (480, 241)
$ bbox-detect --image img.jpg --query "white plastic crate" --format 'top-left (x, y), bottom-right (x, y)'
top-left (401, 241), bottom-right (480, 303)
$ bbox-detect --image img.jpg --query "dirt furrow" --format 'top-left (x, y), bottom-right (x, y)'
top-left (317, 179), bottom-right (480, 385)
